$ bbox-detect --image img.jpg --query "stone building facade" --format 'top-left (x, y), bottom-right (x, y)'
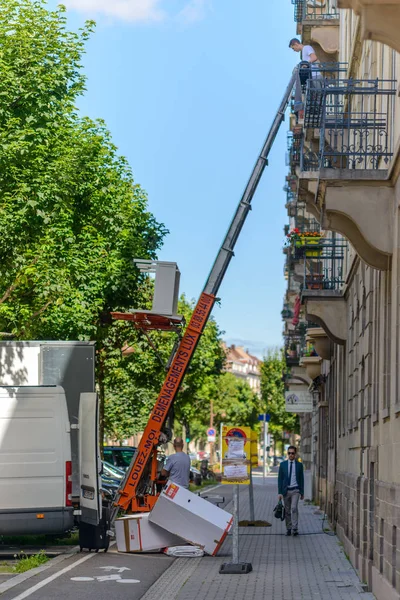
top-left (283, 2), bottom-right (400, 599)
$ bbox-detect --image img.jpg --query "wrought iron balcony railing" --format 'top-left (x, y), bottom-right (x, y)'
top-left (294, 216), bottom-right (321, 234)
top-left (302, 63), bottom-right (348, 127)
top-left (292, 0), bottom-right (339, 23)
top-left (302, 77), bottom-right (397, 171)
top-left (284, 331), bottom-right (306, 366)
top-left (302, 236), bottom-right (348, 291)
top-left (286, 127), bottom-right (303, 168)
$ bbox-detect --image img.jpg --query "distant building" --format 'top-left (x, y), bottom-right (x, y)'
top-left (222, 343), bottom-right (262, 397)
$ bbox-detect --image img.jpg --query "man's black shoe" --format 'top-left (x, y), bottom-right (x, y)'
top-left (286, 529), bottom-right (292, 536)
top-left (293, 530), bottom-right (298, 536)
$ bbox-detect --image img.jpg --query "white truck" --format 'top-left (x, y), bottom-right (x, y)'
top-left (0, 342), bottom-right (108, 550)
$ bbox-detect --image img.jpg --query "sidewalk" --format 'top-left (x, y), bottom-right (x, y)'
top-left (143, 470), bottom-right (376, 600)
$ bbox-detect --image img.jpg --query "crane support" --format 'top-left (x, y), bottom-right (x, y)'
top-left (112, 70), bottom-right (298, 519)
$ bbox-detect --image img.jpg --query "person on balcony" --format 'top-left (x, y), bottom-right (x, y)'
top-left (289, 38), bottom-right (322, 98)
top-left (289, 39), bottom-right (320, 74)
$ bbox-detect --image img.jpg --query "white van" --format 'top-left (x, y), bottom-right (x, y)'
top-left (0, 386), bottom-right (75, 535)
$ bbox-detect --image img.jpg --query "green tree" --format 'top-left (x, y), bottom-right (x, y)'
top-left (214, 372), bottom-right (260, 428)
top-left (102, 295), bottom-right (226, 442)
top-left (0, 1), bottom-right (167, 339)
top-left (260, 349), bottom-right (299, 454)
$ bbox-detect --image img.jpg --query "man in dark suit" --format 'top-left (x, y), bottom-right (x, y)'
top-left (278, 446), bottom-right (304, 536)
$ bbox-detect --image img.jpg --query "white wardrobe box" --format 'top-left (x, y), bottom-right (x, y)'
top-left (115, 512), bottom-right (183, 553)
top-left (149, 482), bottom-right (233, 556)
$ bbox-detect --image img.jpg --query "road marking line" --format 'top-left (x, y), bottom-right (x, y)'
top-left (9, 553), bottom-right (95, 600)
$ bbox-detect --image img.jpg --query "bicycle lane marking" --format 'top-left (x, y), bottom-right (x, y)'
top-left (9, 552), bottom-right (96, 600)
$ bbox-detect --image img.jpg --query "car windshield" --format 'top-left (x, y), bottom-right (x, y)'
top-left (104, 447), bottom-right (136, 469)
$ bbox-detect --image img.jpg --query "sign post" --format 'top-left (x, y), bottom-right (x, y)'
top-left (258, 414), bottom-right (270, 482)
top-left (219, 426), bottom-right (252, 575)
top-left (219, 422), bottom-right (223, 474)
top-left (249, 431), bottom-right (258, 523)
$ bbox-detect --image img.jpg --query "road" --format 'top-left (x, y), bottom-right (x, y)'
top-left (0, 545), bottom-right (174, 600)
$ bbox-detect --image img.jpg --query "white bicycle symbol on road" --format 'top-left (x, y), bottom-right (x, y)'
top-left (71, 566), bottom-right (140, 584)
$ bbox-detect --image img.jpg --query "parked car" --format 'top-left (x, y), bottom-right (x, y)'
top-left (102, 461), bottom-right (125, 480)
top-left (103, 446), bottom-right (137, 470)
top-left (101, 475), bottom-right (120, 497)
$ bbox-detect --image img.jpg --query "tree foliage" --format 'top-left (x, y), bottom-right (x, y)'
top-left (260, 349), bottom-right (299, 447)
top-left (0, 0), bottom-right (261, 446)
top-left (0, 0), bottom-right (166, 339)
top-left (102, 294), bottom-right (226, 442)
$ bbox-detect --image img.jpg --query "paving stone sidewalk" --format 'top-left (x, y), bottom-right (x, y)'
top-left (155, 470), bottom-right (376, 600)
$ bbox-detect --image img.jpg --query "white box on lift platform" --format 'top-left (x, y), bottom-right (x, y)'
top-left (149, 482), bottom-right (233, 556)
top-left (115, 513), bottom-right (183, 553)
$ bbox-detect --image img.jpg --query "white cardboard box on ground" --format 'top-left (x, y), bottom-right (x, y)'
top-left (115, 512), bottom-right (184, 553)
top-left (149, 482), bottom-right (233, 555)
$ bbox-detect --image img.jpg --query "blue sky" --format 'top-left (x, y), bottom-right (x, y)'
top-left (48, 0), bottom-right (297, 356)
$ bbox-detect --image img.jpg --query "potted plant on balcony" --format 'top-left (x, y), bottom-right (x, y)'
top-left (303, 343), bottom-right (318, 358)
top-left (287, 342), bottom-right (298, 358)
top-left (305, 273), bottom-right (324, 289)
top-left (285, 227), bottom-right (301, 247)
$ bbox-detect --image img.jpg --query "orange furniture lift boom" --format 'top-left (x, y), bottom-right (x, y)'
top-left (111, 71), bottom-right (297, 519)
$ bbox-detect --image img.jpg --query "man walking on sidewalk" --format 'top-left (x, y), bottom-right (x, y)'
top-left (278, 446), bottom-right (304, 536)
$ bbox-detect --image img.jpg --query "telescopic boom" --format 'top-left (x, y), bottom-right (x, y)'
top-left (112, 71), bottom-right (297, 519)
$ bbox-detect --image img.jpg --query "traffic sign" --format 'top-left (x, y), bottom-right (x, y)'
top-left (258, 414), bottom-right (270, 422)
top-left (208, 435), bottom-right (216, 442)
top-left (207, 427), bottom-right (216, 437)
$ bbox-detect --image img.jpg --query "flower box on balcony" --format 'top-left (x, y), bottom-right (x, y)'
top-left (294, 235), bottom-right (323, 257)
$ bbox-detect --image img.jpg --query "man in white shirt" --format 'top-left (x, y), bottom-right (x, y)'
top-left (278, 446), bottom-right (304, 536)
top-left (289, 38), bottom-right (321, 83)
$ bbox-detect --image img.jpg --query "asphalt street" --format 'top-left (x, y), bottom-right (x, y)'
top-left (0, 545), bottom-right (174, 600)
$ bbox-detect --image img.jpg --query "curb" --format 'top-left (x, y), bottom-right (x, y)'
top-left (138, 557), bottom-right (202, 600)
top-left (0, 546), bottom-right (80, 595)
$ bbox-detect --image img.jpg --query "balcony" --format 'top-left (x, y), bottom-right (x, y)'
top-left (302, 237), bottom-right (347, 291)
top-left (286, 126), bottom-right (303, 170)
top-left (300, 235), bottom-right (348, 344)
top-left (292, 0), bottom-right (340, 53)
top-left (281, 305), bottom-right (294, 320)
top-left (339, 0), bottom-right (400, 54)
top-left (293, 0), bottom-right (339, 22)
top-left (301, 76), bottom-right (396, 169)
top-left (300, 340), bottom-right (323, 379)
top-left (284, 331), bottom-right (305, 367)
top-left (306, 327), bottom-right (332, 359)
top-left (299, 75), bottom-right (397, 270)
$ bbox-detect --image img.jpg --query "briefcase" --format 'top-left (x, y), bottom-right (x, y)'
top-left (273, 500), bottom-right (285, 521)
